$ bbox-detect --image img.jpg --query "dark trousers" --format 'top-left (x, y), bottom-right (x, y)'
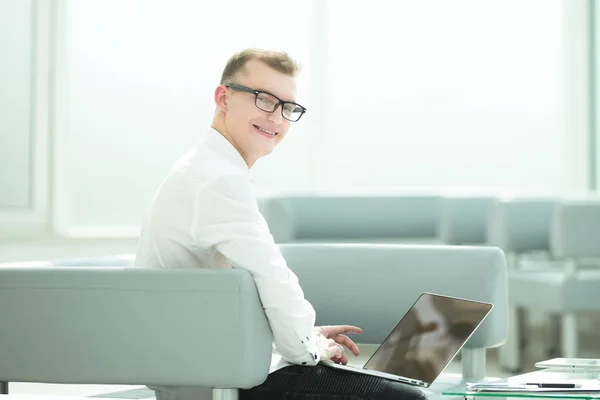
top-left (240, 365), bottom-right (429, 400)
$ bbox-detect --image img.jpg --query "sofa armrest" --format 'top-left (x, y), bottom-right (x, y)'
top-left (0, 267), bottom-right (273, 388)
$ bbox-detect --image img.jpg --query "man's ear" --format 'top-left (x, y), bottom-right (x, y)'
top-left (214, 85), bottom-right (228, 112)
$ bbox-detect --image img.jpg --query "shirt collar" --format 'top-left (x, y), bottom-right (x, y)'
top-left (202, 127), bottom-right (250, 172)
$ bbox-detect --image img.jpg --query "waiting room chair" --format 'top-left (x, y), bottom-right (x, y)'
top-left (258, 194), bottom-right (441, 244)
top-left (0, 244), bottom-right (508, 399)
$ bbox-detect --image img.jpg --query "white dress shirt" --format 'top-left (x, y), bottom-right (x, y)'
top-left (135, 127), bottom-right (321, 373)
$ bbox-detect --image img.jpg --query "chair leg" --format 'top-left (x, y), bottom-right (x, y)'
top-left (559, 259), bottom-right (578, 358)
top-left (213, 388), bottom-right (238, 400)
top-left (1, 382), bottom-right (8, 395)
top-left (499, 252), bottom-right (523, 372)
top-left (517, 308), bottom-right (528, 348)
top-left (561, 313), bottom-right (578, 358)
top-left (499, 304), bottom-right (522, 372)
top-left (547, 313), bottom-right (561, 357)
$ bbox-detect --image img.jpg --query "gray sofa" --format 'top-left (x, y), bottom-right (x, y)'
top-left (438, 195), bottom-right (495, 245)
top-left (258, 195), bottom-right (441, 243)
top-left (0, 244), bottom-right (508, 399)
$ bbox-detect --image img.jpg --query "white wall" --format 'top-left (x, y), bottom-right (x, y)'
top-left (52, 0), bottom-right (568, 236)
top-left (0, 0), bottom-right (584, 239)
top-left (323, 0), bottom-right (563, 192)
top-left (53, 0), bottom-right (315, 235)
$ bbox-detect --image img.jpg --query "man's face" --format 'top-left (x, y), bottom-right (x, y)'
top-left (218, 60), bottom-right (298, 165)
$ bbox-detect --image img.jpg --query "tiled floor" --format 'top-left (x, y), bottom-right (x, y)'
top-left (7, 345), bottom-right (511, 399)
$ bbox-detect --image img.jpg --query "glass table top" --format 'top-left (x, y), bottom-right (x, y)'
top-left (443, 368), bottom-right (600, 399)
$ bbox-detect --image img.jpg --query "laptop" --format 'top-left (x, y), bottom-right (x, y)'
top-left (321, 292), bottom-right (494, 388)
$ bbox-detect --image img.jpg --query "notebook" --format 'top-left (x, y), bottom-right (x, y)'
top-left (321, 292), bottom-right (493, 388)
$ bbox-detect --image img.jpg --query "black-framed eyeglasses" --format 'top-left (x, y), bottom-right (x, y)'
top-left (225, 83), bottom-right (306, 122)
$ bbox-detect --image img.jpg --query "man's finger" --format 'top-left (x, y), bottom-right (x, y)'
top-left (333, 334), bottom-right (360, 356)
top-left (324, 325), bottom-right (363, 336)
top-left (340, 352), bottom-right (348, 364)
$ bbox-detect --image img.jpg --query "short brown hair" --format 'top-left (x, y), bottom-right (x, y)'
top-left (219, 48), bottom-right (300, 84)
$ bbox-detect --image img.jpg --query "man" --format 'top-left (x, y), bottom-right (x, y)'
top-left (135, 48), bottom-right (426, 400)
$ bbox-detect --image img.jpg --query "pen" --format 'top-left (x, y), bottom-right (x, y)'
top-left (525, 383), bottom-right (580, 388)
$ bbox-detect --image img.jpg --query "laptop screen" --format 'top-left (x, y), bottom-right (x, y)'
top-left (363, 293), bottom-right (493, 384)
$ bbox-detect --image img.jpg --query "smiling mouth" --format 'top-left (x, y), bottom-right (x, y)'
top-left (253, 124), bottom-right (278, 136)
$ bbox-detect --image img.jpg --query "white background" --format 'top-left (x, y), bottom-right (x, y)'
top-left (1, 0), bottom-right (586, 238)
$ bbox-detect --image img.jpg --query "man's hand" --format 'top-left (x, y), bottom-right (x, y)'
top-left (315, 325), bottom-right (362, 365)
